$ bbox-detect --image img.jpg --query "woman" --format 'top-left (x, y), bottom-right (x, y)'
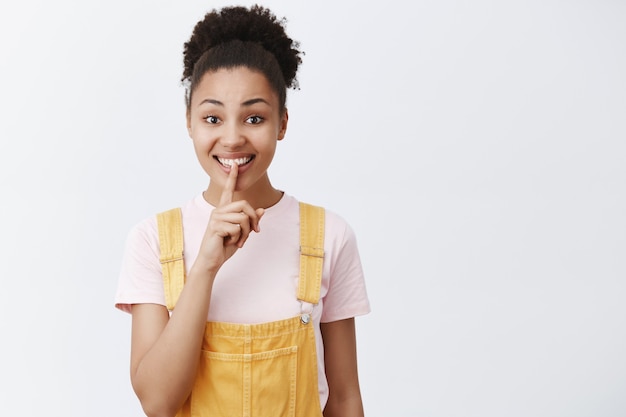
top-left (115, 5), bottom-right (370, 416)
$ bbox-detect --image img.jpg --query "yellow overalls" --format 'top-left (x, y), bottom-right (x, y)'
top-left (156, 202), bottom-right (326, 417)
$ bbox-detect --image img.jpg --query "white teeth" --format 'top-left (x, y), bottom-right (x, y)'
top-left (217, 156), bottom-right (252, 167)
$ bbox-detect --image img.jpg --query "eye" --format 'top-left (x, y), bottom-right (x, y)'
top-left (205, 115), bottom-right (220, 124)
top-left (246, 115), bottom-right (264, 124)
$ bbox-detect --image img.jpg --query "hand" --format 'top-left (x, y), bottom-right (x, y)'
top-left (196, 164), bottom-right (264, 271)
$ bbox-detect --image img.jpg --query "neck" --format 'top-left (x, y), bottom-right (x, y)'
top-left (204, 176), bottom-right (284, 209)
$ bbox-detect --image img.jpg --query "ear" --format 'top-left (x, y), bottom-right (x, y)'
top-left (277, 109), bottom-right (289, 141)
top-left (186, 108), bottom-right (192, 137)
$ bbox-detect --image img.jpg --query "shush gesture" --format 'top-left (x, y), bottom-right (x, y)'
top-left (196, 163), bottom-right (265, 272)
top-left (117, 6), bottom-right (369, 417)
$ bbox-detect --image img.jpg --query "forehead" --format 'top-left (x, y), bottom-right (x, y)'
top-left (192, 67), bottom-right (278, 105)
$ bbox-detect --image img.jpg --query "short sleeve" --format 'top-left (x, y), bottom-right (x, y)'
top-left (114, 217), bottom-right (166, 313)
top-left (320, 219), bottom-right (371, 323)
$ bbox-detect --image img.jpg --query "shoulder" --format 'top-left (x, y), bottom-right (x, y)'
top-left (125, 194), bottom-right (207, 247)
top-left (308, 201), bottom-right (357, 244)
top-left (324, 208), bottom-right (354, 236)
top-left (291, 196), bottom-right (359, 252)
top-left (290, 196), bottom-right (351, 228)
top-left (125, 215), bottom-right (158, 251)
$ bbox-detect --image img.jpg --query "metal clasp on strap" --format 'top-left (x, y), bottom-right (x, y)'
top-left (300, 301), bottom-right (314, 325)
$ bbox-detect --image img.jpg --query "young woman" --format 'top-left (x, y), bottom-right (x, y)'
top-left (115, 5), bottom-right (370, 417)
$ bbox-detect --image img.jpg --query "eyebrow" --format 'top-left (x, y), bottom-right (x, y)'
top-left (198, 97), bottom-right (271, 107)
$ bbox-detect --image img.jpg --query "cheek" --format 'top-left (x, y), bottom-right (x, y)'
top-left (261, 142), bottom-right (278, 162)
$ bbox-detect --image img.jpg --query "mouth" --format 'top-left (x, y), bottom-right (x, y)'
top-left (215, 155), bottom-right (255, 168)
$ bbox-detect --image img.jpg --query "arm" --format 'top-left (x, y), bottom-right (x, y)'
top-left (129, 164), bottom-right (263, 417)
top-left (321, 318), bottom-right (365, 417)
top-left (130, 264), bottom-right (216, 417)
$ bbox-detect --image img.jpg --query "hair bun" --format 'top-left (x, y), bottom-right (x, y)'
top-left (182, 5), bottom-right (302, 88)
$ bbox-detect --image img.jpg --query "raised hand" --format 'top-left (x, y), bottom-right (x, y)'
top-left (195, 164), bottom-right (264, 272)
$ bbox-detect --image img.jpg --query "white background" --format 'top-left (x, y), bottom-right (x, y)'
top-left (1, 0), bottom-right (625, 416)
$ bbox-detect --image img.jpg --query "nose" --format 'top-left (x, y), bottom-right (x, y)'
top-left (219, 121), bottom-right (246, 148)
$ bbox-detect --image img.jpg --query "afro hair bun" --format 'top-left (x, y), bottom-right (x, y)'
top-left (182, 5), bottom-right (303, 89)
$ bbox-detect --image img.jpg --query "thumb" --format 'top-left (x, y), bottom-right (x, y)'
top-left (254, 208), bottom-right (265, 232)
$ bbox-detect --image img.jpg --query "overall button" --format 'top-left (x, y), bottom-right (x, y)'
top-left (300, 314), bottom-right (310, 324)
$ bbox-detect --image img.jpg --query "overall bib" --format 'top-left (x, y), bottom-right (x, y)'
top-left (157, 202), bottom-right (325, 417)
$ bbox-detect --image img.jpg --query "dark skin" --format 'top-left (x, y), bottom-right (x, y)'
top-left (321, 318), bottom-right (365, 417)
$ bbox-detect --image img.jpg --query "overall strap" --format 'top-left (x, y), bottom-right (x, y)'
top-left (156, 208), bottom-right (185, 311)
top-left (157, 203), bottom-right (324, 309)
top-left (297, 202), bottom-right (325, 304)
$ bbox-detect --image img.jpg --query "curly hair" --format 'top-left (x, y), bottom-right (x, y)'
top-left (182, 5), bottom-right (303, 111)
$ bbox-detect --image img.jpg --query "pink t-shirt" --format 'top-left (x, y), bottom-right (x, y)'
top-left (115, 193), bottom-right (370, 407)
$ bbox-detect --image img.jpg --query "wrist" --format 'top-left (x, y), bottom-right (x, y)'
top-left (188, 259), bottom-right (219, 283)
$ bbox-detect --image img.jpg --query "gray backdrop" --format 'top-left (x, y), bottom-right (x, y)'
top-left (1, 0), bottom-right (624, 415)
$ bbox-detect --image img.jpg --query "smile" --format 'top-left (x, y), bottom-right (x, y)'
top-left (215, 156), bottom-right (254, 167)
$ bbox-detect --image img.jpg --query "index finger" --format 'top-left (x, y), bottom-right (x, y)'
top-left (219, 163), bottom-right (238, 206)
